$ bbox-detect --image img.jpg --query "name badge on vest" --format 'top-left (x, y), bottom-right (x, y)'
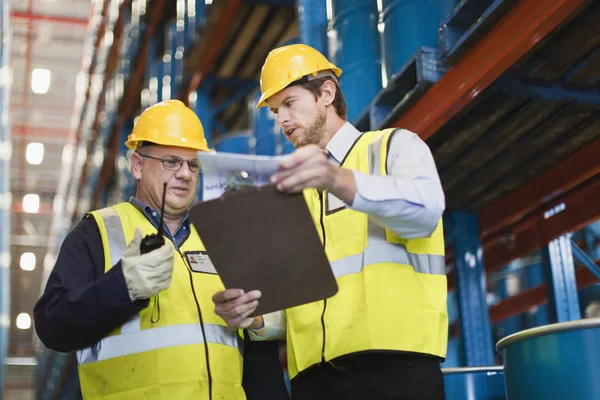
top-left (184, 251), bottom-right (217, 274)
top-left (326, 192), bottom-right (346, 215)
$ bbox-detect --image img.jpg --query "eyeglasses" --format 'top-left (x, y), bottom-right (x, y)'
top-left (138, 153), bottom-right (201, 173)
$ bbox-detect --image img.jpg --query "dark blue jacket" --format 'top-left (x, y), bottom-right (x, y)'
top-left (33, 199), bottom-right (289, 399)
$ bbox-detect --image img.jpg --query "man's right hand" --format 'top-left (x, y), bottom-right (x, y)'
top-left (121, 228), bottom-right (174, 301)
top-left (212, 289), bottom-right (262, 329)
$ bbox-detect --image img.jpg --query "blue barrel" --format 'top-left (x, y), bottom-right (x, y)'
top-left (250, 91), bottom-right (280, 156)
top-left (328, 0), bottom-right (382, 122)
top-left (298, 0), bottom-right (328, 54)
top-left (380, 0), bottom-right (457, 82)
top-left (214, 131), bottom-right (253, 154)
top-left (496, 319), bottom-right (600, 399)
top-left (443, 367), bottom-right (506, 400)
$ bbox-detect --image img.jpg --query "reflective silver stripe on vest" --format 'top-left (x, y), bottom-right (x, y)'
top-left (95, 207), bottom-right (128, 270)
top-left (94, 207), bottom-right (141, 335)
top-left (332, 131), bottom-right (445, 279)
top-left (330, 221), bottom-right (445, 278)
top-left (368, 131), bottom-right (386, 176)
top-left (76, 323), bottom-right (241, 365)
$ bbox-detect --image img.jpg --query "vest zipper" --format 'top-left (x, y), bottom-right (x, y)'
top-left (318, 191), bottom-right (327, 363)
top-left (180, 250), bottom-right (213, 400)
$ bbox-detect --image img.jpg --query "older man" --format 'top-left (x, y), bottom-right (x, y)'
top-left (34, 100), bottom-right (289, 400)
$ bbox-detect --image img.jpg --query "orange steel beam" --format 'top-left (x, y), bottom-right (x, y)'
top-left (181, 0), bottom-right (245, 103)
top-left (489, 265), bottom-right (599, 324)
top-left (480, 135), bottom-right (600, 240)
top-left (12, 125), bottom-right (70, 138)
top-left (482, 169), bottom-right (600, 273)
top-left (11, 11), bottom-right (88, 25)
top-left (448, 264), bottom-right (598, 332)
top-left (389, 0), bottom-right (588, 139)
top-left (11, 203), bottom-right (53, 215)
top-left (444, 172), bottom-right (600, 292)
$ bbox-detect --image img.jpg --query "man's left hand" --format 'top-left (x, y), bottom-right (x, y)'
top-left (270, 144), bottom-right (356, 204)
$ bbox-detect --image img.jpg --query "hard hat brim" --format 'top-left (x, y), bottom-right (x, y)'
top-left (256, 66), bottom-right (342, 109)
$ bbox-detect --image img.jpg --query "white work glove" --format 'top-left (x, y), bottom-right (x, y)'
top-left (121, 228), bottom-right (174, 301)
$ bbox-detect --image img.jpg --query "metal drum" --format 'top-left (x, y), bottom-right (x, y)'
top-left (213, 131), bottom-right (253, 154)
top-left (328, 0), bottom-right (382, 122)
top-left (496, 318), bottom-right (600, 399)
top-left (380, 0), bottom-right (457, 82)
top-left (443, 366), bottom-right (506, 400)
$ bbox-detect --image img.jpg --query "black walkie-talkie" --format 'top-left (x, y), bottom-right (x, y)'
top-left (140, 182), bottom-right (167, 254)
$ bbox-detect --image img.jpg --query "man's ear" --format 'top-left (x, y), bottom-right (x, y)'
top-left (131, 152), bottom-right (143, 180)
top-left (319, 80), bottom-right (336, 107)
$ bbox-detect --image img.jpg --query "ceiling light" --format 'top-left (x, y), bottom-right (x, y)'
top-left (16, 313), bottom-right (31, 330)
top-left (25, 142), bottom-right (44, 165)
top-left (20, 252), bottom-right (36, 271)
top-left (31, 68), bottom-right (51, 94)
top-left (22, 194), bottom-right (40, 213)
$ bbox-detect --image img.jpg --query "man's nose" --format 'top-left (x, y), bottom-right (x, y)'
top-left (175, 162), bottom-right (193, 180)
top-left (276, 108), bottom-right (289, 127)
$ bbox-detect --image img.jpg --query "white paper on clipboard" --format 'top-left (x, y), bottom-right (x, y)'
top-left (197, 151), bottom-right (287, 201)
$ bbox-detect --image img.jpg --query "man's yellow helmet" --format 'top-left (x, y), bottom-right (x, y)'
top-left (256, 44), bottom-right (342, 109)
top-left (125, 99), bottom-right (209, 151)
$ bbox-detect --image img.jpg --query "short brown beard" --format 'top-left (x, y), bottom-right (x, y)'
top-left (293, 110), bottom-right (326, 148)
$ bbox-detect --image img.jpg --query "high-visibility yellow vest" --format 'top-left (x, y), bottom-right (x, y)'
top-left (78, 202), bottom-right (245, 400)
top-left (286, 129), bottom-right (448, 379)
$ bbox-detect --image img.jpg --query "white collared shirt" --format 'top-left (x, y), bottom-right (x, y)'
top-left (249, 122), bottom-right (446, 341)
top-left (327, 121), bottom-right (445, 238)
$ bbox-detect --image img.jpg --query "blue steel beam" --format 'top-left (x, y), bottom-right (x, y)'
top-left (358, 47), bottom-right (448, 131)
top-left (450, 211), bottom-right (495, 366)
top-left (545, 234), bottom-right (582, 322)
top-left (439, 0), bottom-right (518, 64)
top-left (565, 45), bottom-right (600, 85)
top-left (212, 83), bottom-right (259, 115)
top-left (496, 75), bottom-right (600, 104)
top-left (572, 239), bottom-right (600, 281)
top-left (583, 224), bottom-right (600, 260)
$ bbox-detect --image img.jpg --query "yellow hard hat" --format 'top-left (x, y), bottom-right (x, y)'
top-left (256, 44), bottom-right (342, 109)
top-left (125, 99), bottom-right (209, 151)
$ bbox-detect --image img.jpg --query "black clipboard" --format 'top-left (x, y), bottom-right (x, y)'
top-left (188, 183), bottom-right (338, 317)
